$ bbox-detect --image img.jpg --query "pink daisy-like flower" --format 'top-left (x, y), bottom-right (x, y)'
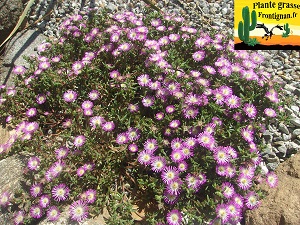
top-left (198, 173), bottom-right (207, 185)
top-left (102, 121), bottom-right (115, 132)
top-left (36, 94), bottom-right (46, 104)
top-left (237, 175), bottom-right (252, 190)
top-left (197, 132), bottom-right (215, 150)
top-left (216, 204), bottom-right (229, 224)
top-left (170, 151), bottom-right (184, 163)
top-left (89, 116), bottom-right (105, 129)
top-left (195, 37), bottom-right (210, 48)
top-left (127, 127), bottom-right (140, 142)
top-left (89, 90), bottom-right (100, 101)
top-left (177, 161), bottom-right (188, 172)
top-left (30, 183), bottom-right (43, 197)
top-left (222, 182), bottom-right (235, 199)
top-left (63, 90), bottom-right (78, 103)
top-left (265, 89), bottom-right (279, 103)
top-left (185, 93), bottom-right (201, 106)
top-left (245, 191), bottom-right (260, 209)
top-left (74, 135), bottom-right (86, 147)
top-left (225, 95), bottom-right (241, 109)
top-left (166, 209), bottom-right (182, 225)
top-left (169, 120), bottom-right (180, 129)
top-left (168, 34), bottom-right (180, 42)
top-left (192, 50), bottom-right (205, 61)
top-left (266, 172), bottom-right (278, 188)
top-left (55, 147), bottom-right (69, 160)
top-left (227, 201), bottom-right (241, 218)
top-left (184, 137), bottom-right (197, 149)
top-left (29, 205), bottom-right (43, 219)
top-left (13, 210), bottom-right (25, 225)
top-left (82, 189), bottom-right (97, 204)
top-left (216, 165), bottom-right (227, 177)
top-left (52, 183), bottom-right (70, 202)
top-left (233, 112), bottom-right (242, 122)
top-left (142, 95), bottom-right (155, 107)
top-left (163, 190), bottom-right (178, 205)
top-left (81, 100), bottom-right (94, 110)
top-left (185, 174), bottom-right (200, 191)
top-left (49, 161), bottom-right (65, 178)
top-left (128, 143), bottom-right (138, 153)
top-left (0, 191), bottom-right (11, 207)
top-left (27, 156), bottom-right (40, 171)
top-left (116, 132), bottom-right (128, 145)
top-left (25, 108), bottom-right (37, 118)
top-left (241, 128), bottom-right (254, 143)
top-left (24, 121), bottom-right (39, 133)
top-left (214, 147), bottom-right (230, 165)
top-left (39, 195), bottom-right (50, 208)
top-left (83, 162), bottom-right (95, 171)
top-left (13, 65), bottom-right (26, 75)
top-left (109, 70), bottom-right (120, 79)
top-left (251, 52), bottom-right (264, 64)
top-left (47, 206), bottom-right (60, 221)
top-left (158, 36), bottom-right (170, 45)
top-left (62, 118), bottom-right (72, 128)
top-left (183, 106), bottom-right (199, 119)
top-left (39, 61), bottom-right (50, 70)
top-left (232, 193), bottom-right (244, 208)
top-left (167, 179), bottom-right (182, 195)
top-left (77, 166), bottom-right (86, 177)
top-left (264, 108), bottom-right (277, 117)
top-left (144, 138), bottom-right (158, 152)
top-left (171, 138), bottom-right (183, 151)
top-left (128, 103), bottom-right (139, 113)
top-left (243, 103), bottom-right (257, 119)
top-left (137, 74), bottom-right (151, 87)
top-left (69, 200), bottom-right (89, 222)
top-left (118, 43), bottom-right (131, 52)
top-left (155, 112), bottom-right (164, 120)
top-left (72, 61), bottom-right (84, 72)
top-left (166, 105), bottom-right (176, 114)
top-left (218, 66), bottom-right (232, 77)
top-left (161, 166), bottom-right (179, 184)
top-left (240, 166), bottom-right (255, 178)
top-left (203, 65), bottom-right (216, 75)
top-left (138, 150), bottom-right (153, 165)
top-left (180, 145), bottom-right (194, 159)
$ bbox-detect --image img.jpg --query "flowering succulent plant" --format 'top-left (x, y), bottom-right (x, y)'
top-left (0, 6), bottom-right (288, 225)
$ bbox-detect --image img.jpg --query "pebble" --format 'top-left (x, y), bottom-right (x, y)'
top-left (278, 123), bottom-right (289, 135)
top-left (291, 118), bottom-right (300, 127)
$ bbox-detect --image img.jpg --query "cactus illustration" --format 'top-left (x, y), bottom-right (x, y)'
top-left (282, 23), bottom-right (290, 37)
top-left (238, 6), bottom-right (257, 44)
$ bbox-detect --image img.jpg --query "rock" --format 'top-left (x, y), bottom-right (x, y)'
top-left (0, 152), bottom-right (31, 225)
top-left (278, 123), bottom-right (289, 135)
top-left (290, 118), bottom-right (300, 127)
top-left (282, 133), bottom-right (292, 141)
top-left (0, 0), bottom-right (24, 44)
top-left (290, 105), bottom-right (299, 114)
top-left (294, 89), bottom-right (300, 97)
top-left (293, 129), bottom-right (300, 136)
top-left (266, 162), bottom-right (279, 171)
top-left (0, 29), bottom-right (46, 86)
top-left (284, 84), bottom-right (296, 92)
top-left (245, 154), bottom-right (300, 225)
top-left (262, 130), bottom-right (273, 143)
top-left (277, 145), bottom-right (287, 157)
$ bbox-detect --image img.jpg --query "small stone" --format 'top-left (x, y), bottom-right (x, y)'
top-left (284, 84), bottom-right (296, 92)
top-left (263, 130), bottom-right (273, 143)
top-left (267, 162), bottom-right (280, 170)
top-left (290, 118), bottom-right (300, 127)
top-left (273, 141), bottom-right (285, 146)
top-left (290, 105), bottom-right (299, 114)
top-left (294, 89), bottom-right (300, 97)
top-left (293, 129), bottom-right (300, 136)
top-left (278, 123), bottom-right (289, 135)
top-left (277, 145), bottom-right (287, 157)
top-left (221, 8), bottom-right (228, 15)
top-left (282, 133), bottom-right (292, 141)
top-left (294, 66), bottom-right (300, 71)
top-left (286, 142), bottom-right (300, 152)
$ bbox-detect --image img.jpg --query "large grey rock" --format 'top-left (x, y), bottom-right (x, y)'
top-left (245, 154), bottom-right (300, 225)
top-left (0, 0), bottom-right (24, 44)
top-left (0, 152), bottom-right (31, 225)
top-left (0, 29), bottom-right (46, 86)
